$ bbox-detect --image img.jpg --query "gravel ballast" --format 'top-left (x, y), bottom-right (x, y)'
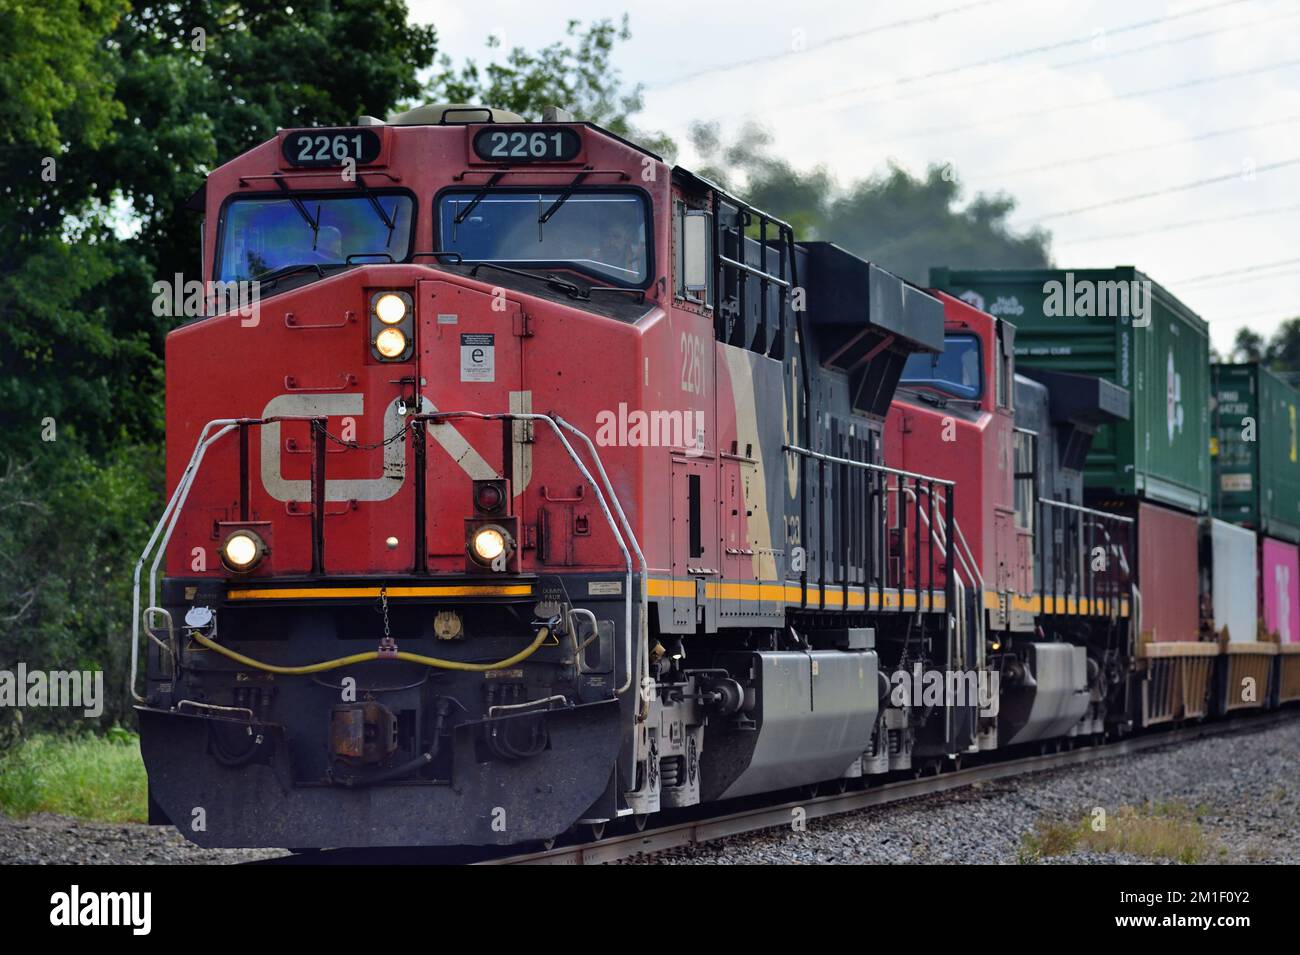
top-left (1, 717), bottom-right (1296, 865)
top-left (625, 717), bottom-right (1300, 864)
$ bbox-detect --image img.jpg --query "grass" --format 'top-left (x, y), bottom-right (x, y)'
top-left (0, 730), bottom-right (148, 824)
top-left (1020, 802), bottom-right (1211, 864)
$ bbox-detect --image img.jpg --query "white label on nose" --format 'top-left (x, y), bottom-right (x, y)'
top-left (460, 332), bottom-right (495, 382)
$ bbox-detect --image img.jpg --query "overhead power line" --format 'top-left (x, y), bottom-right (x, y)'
top-left (1174, 256), bottom-right (1300, 285)
top-left (1057, 201), bottom-right (1300, 245)
top-left (860, 7), bottom-right (1300, 110)
top-left (808, 0), bottom-right (1250, 109)
top-left (864, 57), bottom-right (1300, 144)
top-left (983, 116), bottom-right (1300, 180)
top-left (648, 0), bottom-right (1001, 90)
top-left (1027, 157), bottom-right (1300, 223)
top-left (1178, 267), bottom-right (1300, 293)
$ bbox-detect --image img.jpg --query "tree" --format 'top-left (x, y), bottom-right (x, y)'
top-left (1263, 318), bottom-right (1300, 372)
top-left (688, 120), bottom-right (1052, 284)
top-left (428, 17), bottom-right (674, 160)
top-left (0, 3), bottom-right (673, 733)
top-left (1231, 327), bottom-right (1266, 363)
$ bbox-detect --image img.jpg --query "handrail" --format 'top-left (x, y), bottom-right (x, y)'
top-left (414, 411), bottom-right (641, 700)
top-left (129, 411), bottom-right (642, 708)
top-left (1038, 497), bottom-right (1134, 523)
top-left (783, 443), bottom-right (956, 487)
top-left (1036, 496), bottom-right (1133, 619)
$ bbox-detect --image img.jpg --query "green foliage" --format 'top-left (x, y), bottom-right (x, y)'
top-left (0, 0), bottom-right (128, 153)
top-left (689, 120), bottom-right (1052, 283)
top-left (0, 233), bottom-right (162, 457)
top-left (428, 17), bottom-right (675, 160)
top-left (1237, 317), bottom-right (1300, 376)
top-left (0, 731), bottom-right (147, 823)
top-left (0, 2), bottom-right (666, 739)
top-left (0, 444), bottom-right (162, 733)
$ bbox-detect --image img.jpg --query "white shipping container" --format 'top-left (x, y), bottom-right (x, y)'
top-left (1209, 518), bottom-right (1259, 643)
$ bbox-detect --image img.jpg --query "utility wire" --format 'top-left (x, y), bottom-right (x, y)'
top-left (862, 7), bottom-right (1300, 110)
top-left (1174, 256), bottom-right (1300, 285)
top-left (1057, 201), bottom-right (1300, 245)
top-left (1177, 267), bottom-right (1300, 292)
top-left (865, 57), bottom-right (1300, 144)
top-left (808, 0), bottom-right (1251, 108)
top-left (984, 116), bottom-right (1300, 180)
top-left (1027, 157), bottom-right (1300, 223)
top-left (649, 0), bottom-right (1002, 90)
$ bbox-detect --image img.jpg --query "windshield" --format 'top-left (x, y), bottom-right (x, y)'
top-left (900, 334), bottom-right (983, 400)
top-left (438, 190), bottom-right (649, 286)
top-left (216, 193), bottom-right (414, 282)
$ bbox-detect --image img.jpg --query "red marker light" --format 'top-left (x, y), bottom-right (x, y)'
top-left (476, 483), bottom-right (504, 512)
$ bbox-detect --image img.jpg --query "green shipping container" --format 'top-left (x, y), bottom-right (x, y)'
top-left (930, 267), bottom-right (1210, 513)
top-left (1211, 362), bottom-right (1300, 543)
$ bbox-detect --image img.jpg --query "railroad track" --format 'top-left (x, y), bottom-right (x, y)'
top-left (481, 709), bottom-right (1300, 865)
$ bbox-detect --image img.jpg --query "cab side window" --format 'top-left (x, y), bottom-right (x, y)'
top-left (674, 199), bottom-right (712, 306)
top-left (995, 320), bottom-right (1015, 410)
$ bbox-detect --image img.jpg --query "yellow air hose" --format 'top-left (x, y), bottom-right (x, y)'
top-left (189, 627), bottom-right (550, 675)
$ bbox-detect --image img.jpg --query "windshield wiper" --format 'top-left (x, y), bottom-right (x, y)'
top-left (455, 171), bottom-right (506, 224)
top-left (273, 175), bottom-right (320, 246)
top-left (469, 261), bottom-right (586, 299)
top-left (355, 174), bottom-right (396, 248)
top-left (256, 262), bottom-right (335, 290)
top-left (538, 171), bottom-right (590, 225)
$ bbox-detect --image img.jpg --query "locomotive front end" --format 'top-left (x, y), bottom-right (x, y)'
top-left (135, 106), bottom-right (659, 848)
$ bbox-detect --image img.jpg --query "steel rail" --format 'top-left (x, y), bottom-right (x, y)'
top-left (480, 710), bottom-right (1299, 865)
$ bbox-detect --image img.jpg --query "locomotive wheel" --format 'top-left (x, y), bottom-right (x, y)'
top-left (633, 815), bottom-right (649, 832)
top-left (586, 821), bottom-right (606, 841)
top-left (834, 777), bottom-right (850, 794)
top-left (539, 837), bottom-right (557, 851)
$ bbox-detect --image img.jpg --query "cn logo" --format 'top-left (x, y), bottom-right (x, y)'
top-left (259, 392), bottom-right (532, 502)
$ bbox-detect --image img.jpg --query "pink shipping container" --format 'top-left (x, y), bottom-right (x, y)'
top-left (1260, 536), bottom-right (1300, 643)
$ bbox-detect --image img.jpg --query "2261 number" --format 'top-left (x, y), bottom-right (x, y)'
top-left (282, 129), bottom-right (381, 167)
top-left (472, 126), bottom-right (581, 163)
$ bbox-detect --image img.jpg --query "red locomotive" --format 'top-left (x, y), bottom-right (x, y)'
top-left (131, 103), bottom-right (1292, 850)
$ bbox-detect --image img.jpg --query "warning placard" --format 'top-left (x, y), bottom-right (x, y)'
top-left (460, 333), bottom-right (495, 382)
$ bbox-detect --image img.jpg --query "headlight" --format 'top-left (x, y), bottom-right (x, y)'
top-left (221, 530), bottom-right (265, 572)
top-left (374, 292), bottom-right (407, 325)
top-left (471, 526), bottom-right (507, 563)
top-left (374, 327), bottom-right (407, 358)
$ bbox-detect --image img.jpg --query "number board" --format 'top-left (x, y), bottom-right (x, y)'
top-left (471, 126), bottom-right (582, 163)
top-left (282, 128), bottom-right (382, 167)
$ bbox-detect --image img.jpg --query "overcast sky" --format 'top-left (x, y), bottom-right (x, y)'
top-left (409, 0), bottom-right (1300, 355)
